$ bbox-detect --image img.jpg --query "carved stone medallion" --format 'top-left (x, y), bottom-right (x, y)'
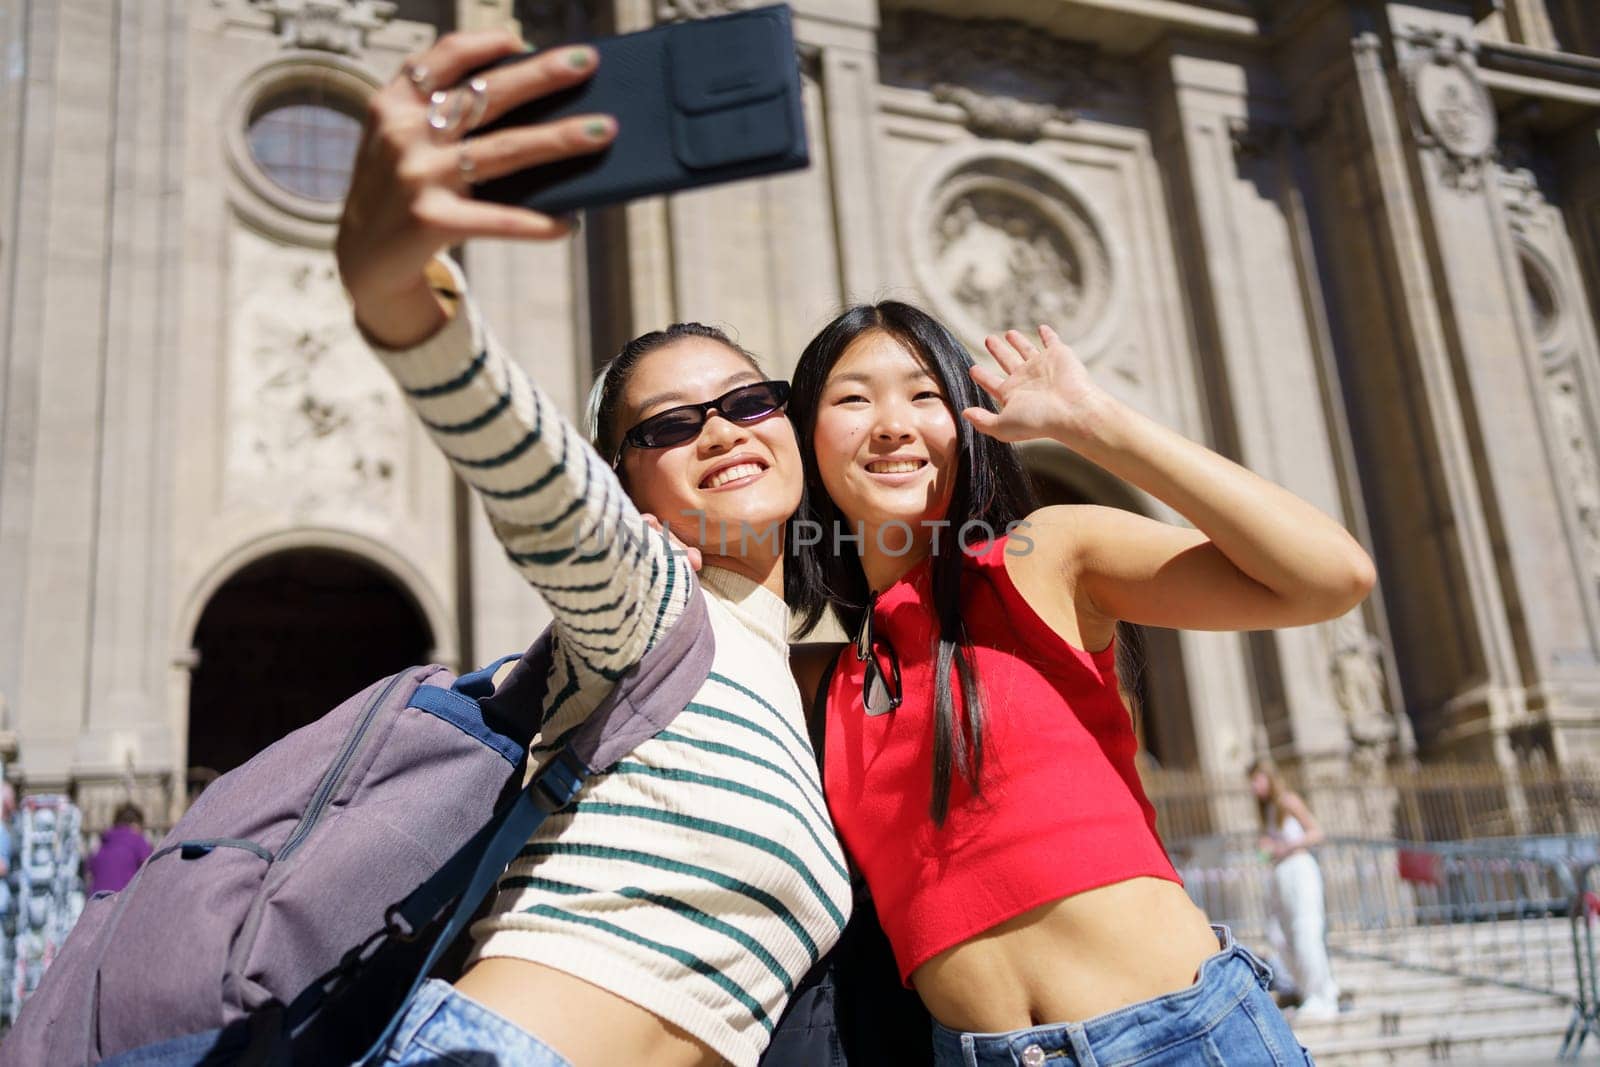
top-left (1405, 32), bottom-right (1497, 190)
top-left (912, 155), bottom-right (1112, 348)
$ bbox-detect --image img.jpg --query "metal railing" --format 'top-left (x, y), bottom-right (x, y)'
top-left (1145, 764), bottom-right (1600, 843)
top-left (1170, 835), bottom-right (1599, 1060)
top-left (1568, 862), bottom-right (1600, 1058)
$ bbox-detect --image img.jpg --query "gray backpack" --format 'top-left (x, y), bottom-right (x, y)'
top-left (1, 586), bottom-right (715, 1066)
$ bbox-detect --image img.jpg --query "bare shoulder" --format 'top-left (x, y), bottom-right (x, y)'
top-left (790, 642), bottom-right (846, 709)
top-left (1004, 504), bottom-right (1120, 592)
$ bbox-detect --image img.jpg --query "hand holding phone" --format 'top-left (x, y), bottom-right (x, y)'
top-left (468, 4), bottom-right (809, 216)
top-left (335, 29), bottom-right (617, 348)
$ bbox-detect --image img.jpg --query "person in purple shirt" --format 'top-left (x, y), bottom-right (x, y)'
top-left (87, 803), bottom-right (152, 894)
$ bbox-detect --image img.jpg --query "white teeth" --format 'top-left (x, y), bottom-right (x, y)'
top-left (705, 462), bottom-right (763, 489)
top-left (867, 460), bottom-right (923, 474)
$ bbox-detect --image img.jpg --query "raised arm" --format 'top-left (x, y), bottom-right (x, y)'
top-left (336, 31), bottom-right (687, 677)
top-left (964, 326), bottom-right (1375, 636)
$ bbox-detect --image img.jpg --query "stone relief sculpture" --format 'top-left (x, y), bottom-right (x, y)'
top-left (937, 195), bottom-right (1084, 336)
top-left (914, 157), bottom-right (1113, 351)
top-left (878, 12), bottom-right (1119, 141)
top-left (1403, 30), bottom-right (1497, 191)
top-left (227, 228), bottom-right (403, 514)
top-left (1546, 365), bottom-right (1600, 582)
top-left (656, 0), bottom-right (750, 20)
top-left (1326, 611), bottom-right (1396, 772)
top-left (246, 0), bottom-right (397, 53)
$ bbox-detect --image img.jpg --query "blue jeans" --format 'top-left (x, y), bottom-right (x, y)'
top-left (931, 926), bottom-right (1312, 1066)
top-left (384, 978), bottom-right (573, 1066)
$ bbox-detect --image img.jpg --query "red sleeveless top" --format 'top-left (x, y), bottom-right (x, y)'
top-left (824, 537), bottom-right (1180, 983)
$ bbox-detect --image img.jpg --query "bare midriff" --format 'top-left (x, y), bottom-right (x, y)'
top-left (910, 877), bottom-right (1222, 1034)
top-left (453, 957), bottom-right (721, 1067)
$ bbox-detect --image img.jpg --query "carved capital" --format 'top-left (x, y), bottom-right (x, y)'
top-left (245, 0), bottom-right (398, 54)
top-left (1402, 29), bottom-right (1498, 192)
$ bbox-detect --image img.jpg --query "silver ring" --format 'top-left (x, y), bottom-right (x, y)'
top-left (426, 88), bottom-right (467, 141)
top-left (456, 147), bottom-right (478, 185)
top-left (463, 76), bottom-right (490, 131)
top-left (401, 60), bottom-right (434, 100)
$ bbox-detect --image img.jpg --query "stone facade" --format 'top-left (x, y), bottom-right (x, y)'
top-left (2, 0), bottom-right (1598, 829)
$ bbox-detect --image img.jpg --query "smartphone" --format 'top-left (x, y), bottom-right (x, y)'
top-left (469, 4), bottom-right (809, 216)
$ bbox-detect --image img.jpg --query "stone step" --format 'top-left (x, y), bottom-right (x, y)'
top-left (1302, 1014), bottom-right (1585, 1066)
top-left (1289, 990), bottom-right (1570, 1043)
top-left (1325, 962), bottom-right (1580, 997)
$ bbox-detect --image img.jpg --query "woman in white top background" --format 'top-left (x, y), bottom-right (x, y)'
top-left (1249, 758), bottom-right (1343, 1020)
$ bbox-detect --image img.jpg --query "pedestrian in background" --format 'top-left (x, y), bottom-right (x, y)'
top-left (86, 803), bottom-right (152, 895)
top-left (1250, 759), bottom-right (1342, 1020)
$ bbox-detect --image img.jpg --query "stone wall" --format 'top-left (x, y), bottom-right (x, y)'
top-left (1, 0), bottom-right (1596, 829)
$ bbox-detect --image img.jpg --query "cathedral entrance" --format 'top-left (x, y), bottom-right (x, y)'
top-left (186, 549), bottom-right (434, 779)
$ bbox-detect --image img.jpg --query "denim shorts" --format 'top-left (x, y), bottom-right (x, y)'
top-left (931, 926), bottom-right (1313, 1067)
top-left (384, 977), bottom-right (574, 1066)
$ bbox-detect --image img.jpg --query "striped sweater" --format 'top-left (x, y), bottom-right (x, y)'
top-left (368, 260), bottom-right (851, 1066)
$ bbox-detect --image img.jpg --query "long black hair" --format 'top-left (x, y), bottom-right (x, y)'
top-left (785, 302), bottom-right (1037, 823)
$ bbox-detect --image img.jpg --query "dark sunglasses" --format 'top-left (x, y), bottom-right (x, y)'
top-left (855, 595), bottom-right (902, 717)
top-left (612, 380), bottom-right (790, 468)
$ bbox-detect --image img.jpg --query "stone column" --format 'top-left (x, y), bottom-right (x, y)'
top-left (1282, 2), bottom-right (1600, 771)
top-left (0, 0), bottom-right (59, 745)
top-left (8, 0), bottom-right (144, 786)
top-left (1148, 38), bottom-right (1403, 790)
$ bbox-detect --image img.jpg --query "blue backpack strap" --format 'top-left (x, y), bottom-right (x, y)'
top-left (451, 653), bottom-right (522, 700)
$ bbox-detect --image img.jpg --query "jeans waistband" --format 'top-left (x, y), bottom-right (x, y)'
top-left (384, 977), bottom-right (454, 1060)
top-left (931, 925), bottom-right (1276, 1066)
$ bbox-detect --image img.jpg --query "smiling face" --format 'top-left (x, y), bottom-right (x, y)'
top-left (615, 338), bottom-right (802, 553)
top-left (811, 329), bottom-right (959, 535)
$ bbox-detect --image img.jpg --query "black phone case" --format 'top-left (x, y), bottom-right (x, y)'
top-left (470, 4), bottom-right (808, 216)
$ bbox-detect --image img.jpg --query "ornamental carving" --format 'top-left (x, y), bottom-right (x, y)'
top-left (914, 156), bottom-right (1112, 349)
top-left (1516, 241), bottom-right (1561, 350)
top-left (656, 0), bottom-right (751, 20)
top-left (1325, 611), bottom-right (1394, 751)
top-left (880, 12), bottom-right (1118, 141)
top-left (249, 0), bottom-right (398, 54)
top-left (227, 228), bottom-right (403, 514)
top-left (1546, 365), bottom-right (1600, 584)
top-left (1403, 31), bottom-right (1497, 191)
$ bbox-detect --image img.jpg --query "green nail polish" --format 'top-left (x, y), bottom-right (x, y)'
top-left (586, 120), bottom-right (611, 139)
top-left (568, 48), bottom-right (592, 68)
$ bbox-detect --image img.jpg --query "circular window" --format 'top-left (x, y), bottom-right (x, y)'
top-left (247, 89), bottom-right (363, 203)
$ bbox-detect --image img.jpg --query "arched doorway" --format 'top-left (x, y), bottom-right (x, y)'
top-left (1023, 450), bottom-right (1200, 771)
top-left (186, 549), bottom-right (434, 778)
